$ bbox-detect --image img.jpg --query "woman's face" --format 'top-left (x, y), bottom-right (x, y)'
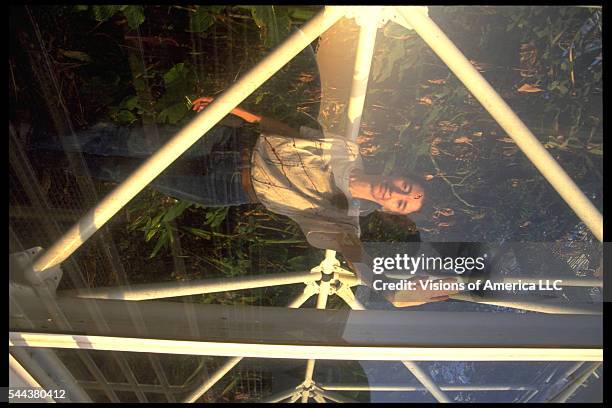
top-left (370, 176), bottom-right (425, 215)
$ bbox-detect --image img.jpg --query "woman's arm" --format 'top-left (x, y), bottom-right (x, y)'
top-left (192, 96), bottom-right (300, 138)
top-left (192, 96), bottom-right (262, 123)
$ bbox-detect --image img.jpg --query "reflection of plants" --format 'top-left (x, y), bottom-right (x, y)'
top-left (363, 6), bottom-right (601, 241)
top-left (75, 5), bottom-right (146, 29)
top-left (127, 191), bottom-right (193, 258)
top-left (501, 7), bottom-right (602, 153)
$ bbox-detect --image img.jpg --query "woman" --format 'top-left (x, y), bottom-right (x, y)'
top-left (30, 97), bottom-right (466, 307)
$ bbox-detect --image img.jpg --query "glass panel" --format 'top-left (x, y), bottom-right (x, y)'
top-left (9, 5), bottom-right (602, 403)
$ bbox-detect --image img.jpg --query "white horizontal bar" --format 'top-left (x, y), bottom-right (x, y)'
top-left (10, 332), bottom-right (602, 362)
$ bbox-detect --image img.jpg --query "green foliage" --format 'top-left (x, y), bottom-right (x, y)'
top-left (122, 5), bottom-right (145, 29)
top-left (92, 5), bottom-right (126, 22)
top-left (204, 207), bottom-right (229, 229)
top-left (76, 5), bottom-right (145, 29)
top-left (156, 63), bottom-right (198, 124)
top-left (107, 95), bottom-right (141, 124)
top-left (127, 192), bottom-right (193, 258)
top-left (239, 6), bottom-right (292, 48)
top-left (186, 6), bottom-right (217, 33)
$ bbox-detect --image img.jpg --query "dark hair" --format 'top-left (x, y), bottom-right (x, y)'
top-left (376, 169), bottom-right (442, 228)
top-left (359, 210), bottom-right (421, 242)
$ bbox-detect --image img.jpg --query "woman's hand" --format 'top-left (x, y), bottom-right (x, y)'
top-left (192, 96), bottom-right (262, 124)
top-left (191, 96), bottom-right (214, 112)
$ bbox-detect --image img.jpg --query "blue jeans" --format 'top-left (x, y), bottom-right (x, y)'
top-left (33, 122), bottom-right (258, 206)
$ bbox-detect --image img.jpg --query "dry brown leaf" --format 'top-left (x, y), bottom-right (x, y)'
top-left (424, 174), bottom-right (434, 181)
top-left (430, 146), bottom-right (440, 156)
top-left (438, 208), bottom-right (454, 217)
top-left (517, 83), bottom-right (543, 93)
top-left (418, 96), bottom-right (433, 105)
top-left (428, 79), bottom-right (446, 84)
top-left (454, 136), bottom-right (472, 144)
top-left (437, 222), bottom-right (454, 227)
top-left (439, 121), bottom-right (459, 132)
top-left (497, 137), bottom-right (515, 143)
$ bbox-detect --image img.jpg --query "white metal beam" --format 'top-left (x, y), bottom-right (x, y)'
top-left (345, 7), bottom-right (380, 141)
top-left (10, 332), bottom-right (602, 362)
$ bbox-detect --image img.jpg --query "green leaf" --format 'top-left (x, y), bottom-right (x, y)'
top-left (207, 6), bottom-right (227, 14)
top-left (286, 7), bottom-right (316, 21)
top-left (145, 227), bottom-right (158, 242)
top-left (588, 147), bottom-right (603, 156)
top-left (372, 40), bottom-right (405, 83)
top-left (58, 49), bottom-right (92, 62)
top-left (187, 7), bottom-right (215, 33)
top-left (151, 212), bottom-right (164, 228)
top-left (123, 5), bottom-right (145, 29)
top-left (157, 102), bottom-right (188, 124)
top-left (248, 6), bottom-right (291, 48)
top-left (163, 63), bottom-right (186, 85)
top-left (150, 229), bottom-right (169, 258)
top-left (205, 207), bottom-right (229, 229)
top-left (122, 95), bottom-right (139, 110)
top-left (254, 91), bottom-right (269, 105)
top-left (287, 255), bottom-right (310, 269)
top-left (162, 200), bottom-right (192, 222)
top-left (116, 110), bottom-right (136, 124)
top-left (183, 227), bottom-right (212, 240)
top-left (91, 5), bottom-right (126, 22)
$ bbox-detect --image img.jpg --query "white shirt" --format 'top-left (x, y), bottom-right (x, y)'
top-left (250, 126), bottom-right (364, 251)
